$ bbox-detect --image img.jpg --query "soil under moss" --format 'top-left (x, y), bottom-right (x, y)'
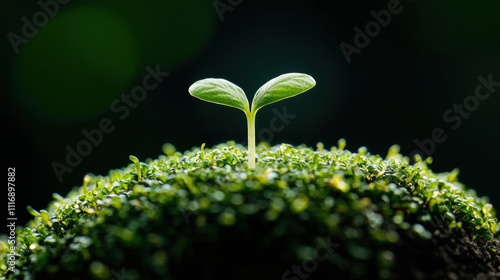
top-left (1, 142), bottom-right (499, 280)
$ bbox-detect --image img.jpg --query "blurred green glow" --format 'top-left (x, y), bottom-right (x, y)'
top-left (14, 0), bottom-right (214, 122)
top-left (403, 1), bottom-right (500, 49)
top-left (15, 7), bottom-right (139, 121)
top-left (85, 0), bottom-right (215, 70)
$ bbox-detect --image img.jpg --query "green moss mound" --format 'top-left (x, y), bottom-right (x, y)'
top-left (2, 142), bottom-right (500, 280)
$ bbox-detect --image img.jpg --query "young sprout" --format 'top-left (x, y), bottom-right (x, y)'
top-left (52, 193), bottom-right (67, 204)
top-left (83, 174), bottom-right (92, 194)
top-left (27, 205), bottom-right (41, 217)
top-left (188, 73), bottom-right (316, 169)
top-left (129, 155), bottom-right (142, 181)
top-left (200, 143), bottom-right (206, 160)
top-left (40, 210), bottom-right (52, 227)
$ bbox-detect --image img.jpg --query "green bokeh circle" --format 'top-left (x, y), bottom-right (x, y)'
top-left (15, 7), bottom-right (139, 122)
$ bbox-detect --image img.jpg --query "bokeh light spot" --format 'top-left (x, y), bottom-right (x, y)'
top-left (15, 7), bottom-right (139, 122)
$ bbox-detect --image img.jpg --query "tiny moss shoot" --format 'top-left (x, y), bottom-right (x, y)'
top-left (200, 142), bottom-right (206, 160)
top-left (83, 174), bottom-right (92, 194)
top-left (129, 155), bottom-right (142, 181)
top-left (52, 193), bottom-right (67, 204)
top-left (40, 210), bottom-right (51, 227)
top-left (188, 73), bottom-right (316, 169)
top-left (26, 205), bottom-right (41, 217)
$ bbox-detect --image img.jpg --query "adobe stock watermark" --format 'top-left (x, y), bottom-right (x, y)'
top-left (282, 235), bottom-right (340, 280)
top-left (7, 0), bottom-right (72, 54)
top-left (181, 210), bottom-right (195, 225)
top-left (244, 106), bottom-right (297, 145)
top-left (410, 74), bottom-right (500, 160)
top-left (213, 0), bottom-right (243, 22)
top-left (51, 64), bottom-right (169, 182)
top-left (340, 0), bottom-right (413, 64)
top-left (111, 268), bottom-right (136, 280)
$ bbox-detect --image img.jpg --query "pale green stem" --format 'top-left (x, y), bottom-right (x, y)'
top-left (246, 111), bottom-right (256, 169)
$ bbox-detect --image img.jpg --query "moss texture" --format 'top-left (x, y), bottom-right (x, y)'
top-left (1, 141), bottom-right (500, 280)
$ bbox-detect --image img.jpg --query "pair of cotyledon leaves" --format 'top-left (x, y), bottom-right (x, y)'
top-left (188, 73), bottom-right (316, 115)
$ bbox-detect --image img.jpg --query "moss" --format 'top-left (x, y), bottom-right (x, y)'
top-left (1, 141), bottom-right (500, 279)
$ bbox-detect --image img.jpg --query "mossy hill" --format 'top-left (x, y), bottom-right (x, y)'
top-left (2, 141), bottom-right (499, 280)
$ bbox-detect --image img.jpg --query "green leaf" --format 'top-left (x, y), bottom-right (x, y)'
top-left (129, 155), bottom-right (140, 166)
top-left (27, 205), bottom-right (41, 217)
top-left (129, 155), bottom-right (142, 181)
top-left (251, 73), bottom-right (316, 113)
top-left (189, 78), bottom-right (250, 113)
top-left (40, 210), bottom-right (52, 227)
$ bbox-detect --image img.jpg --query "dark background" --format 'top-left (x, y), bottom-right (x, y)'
top-left (2, 0), bottom-right (500, 234)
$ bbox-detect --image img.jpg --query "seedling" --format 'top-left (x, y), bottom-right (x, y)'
top-left (27, 205), bottom-right (41, 217)
top-left (83, 174), bottom-right (92, 194)
top-left (40, 210), bottom-right (52, 227)
top-left (129, 155), bottom-right (142, 180)
top-left (188, 73), bottom-right (316, 169)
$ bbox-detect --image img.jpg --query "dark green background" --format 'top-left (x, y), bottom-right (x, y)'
top-left (2, 0), bottom-right (500, 233)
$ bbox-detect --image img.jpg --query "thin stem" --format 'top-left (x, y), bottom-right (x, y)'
top-left (246, 111), bottom-right (256, 169)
